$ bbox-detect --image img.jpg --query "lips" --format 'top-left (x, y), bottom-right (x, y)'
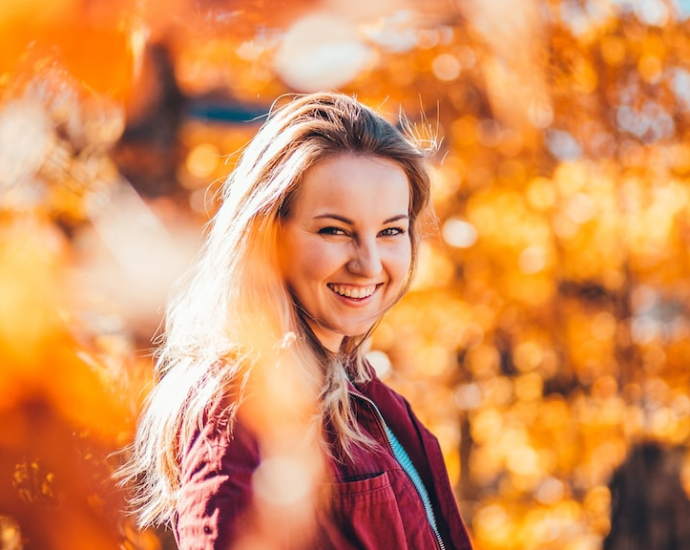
top-left (328, 284), bottom-right (378, 299)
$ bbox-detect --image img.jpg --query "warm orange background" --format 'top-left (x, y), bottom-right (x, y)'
top-left (1, 1), bottom-right (689, 549)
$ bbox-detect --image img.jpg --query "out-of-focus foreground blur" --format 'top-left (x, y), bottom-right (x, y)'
top-left (1, 0), bottom-right (690, 549)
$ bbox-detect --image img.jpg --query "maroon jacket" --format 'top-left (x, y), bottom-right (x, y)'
top-left (175, 370), bottom-right (474, 550)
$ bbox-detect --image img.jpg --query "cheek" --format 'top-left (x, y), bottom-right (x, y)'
top-left (388, 242), bottom-right (413, 282)
top-left (298, 253), bottom-right (331, 283)
top-left (284, 239), bottom-right (340, 287)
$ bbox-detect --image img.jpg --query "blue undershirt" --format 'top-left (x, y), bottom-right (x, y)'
top-left (380, 418), bottom-right (441, 539)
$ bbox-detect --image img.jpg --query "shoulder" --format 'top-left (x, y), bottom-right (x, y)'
top-left (355, 364), bottom-right (412, 415)
top-left (176, 398), bottom-right (261, 549)
top-left (180, 395), bottom-right (259, 480)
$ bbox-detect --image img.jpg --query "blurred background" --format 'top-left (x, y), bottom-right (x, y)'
top-left (1, 0), bottom-right (690, 549)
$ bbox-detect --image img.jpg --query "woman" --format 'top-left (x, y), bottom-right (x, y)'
top-left (122, 92), bottom-right (473, 549)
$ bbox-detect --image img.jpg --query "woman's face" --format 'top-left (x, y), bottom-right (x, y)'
top-left (278, 154), bottom-right (412, 353)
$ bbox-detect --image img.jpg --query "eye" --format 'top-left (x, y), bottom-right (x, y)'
top-left (379, 227), bottom-right (406, 237)
top-left (318, 226), bottom-right (348, 236)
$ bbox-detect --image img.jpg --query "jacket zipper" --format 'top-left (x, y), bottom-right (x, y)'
top-left (349, 391), bottom-right (446, 550)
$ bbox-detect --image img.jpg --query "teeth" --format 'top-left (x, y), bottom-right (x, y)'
top-left (329, 284), bottom-right (376, 299)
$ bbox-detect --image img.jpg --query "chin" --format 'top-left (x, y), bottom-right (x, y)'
top-left (341, 325), bottom-right (375, 339)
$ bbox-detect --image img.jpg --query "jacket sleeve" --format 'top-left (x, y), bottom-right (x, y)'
top-left (174, 410), bottom-right (260, 550)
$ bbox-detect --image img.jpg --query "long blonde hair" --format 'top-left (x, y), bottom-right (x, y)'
top-left (121, 92), bottom-right (432, 527)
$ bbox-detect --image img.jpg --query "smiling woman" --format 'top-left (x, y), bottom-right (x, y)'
top-left (119, 92), bottom-right (474, 550)
top-left (279, 154), bottom-right (413, 352)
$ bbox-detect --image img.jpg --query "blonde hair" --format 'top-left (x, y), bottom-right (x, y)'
top-left (120, 92), bottom-right (432, 527)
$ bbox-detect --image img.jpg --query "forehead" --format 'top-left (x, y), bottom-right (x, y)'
top-left (291, 154), bottom-right (410, 218)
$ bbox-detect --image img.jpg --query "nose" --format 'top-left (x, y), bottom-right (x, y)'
top-left (348, 238), bottom-right (382, 278)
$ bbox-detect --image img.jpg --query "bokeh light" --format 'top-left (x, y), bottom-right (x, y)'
top-left (1, 1), bottom-right (690, 549)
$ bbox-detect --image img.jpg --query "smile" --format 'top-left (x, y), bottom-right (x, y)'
top-left (328, 284), bottom-right (379, 299)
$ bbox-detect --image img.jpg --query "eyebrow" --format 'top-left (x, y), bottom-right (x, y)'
top-left (314, 213), bottom-right (409, 224)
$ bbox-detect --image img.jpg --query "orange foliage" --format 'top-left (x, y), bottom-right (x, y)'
top-left (2, 1), bottom-right (690, 549)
